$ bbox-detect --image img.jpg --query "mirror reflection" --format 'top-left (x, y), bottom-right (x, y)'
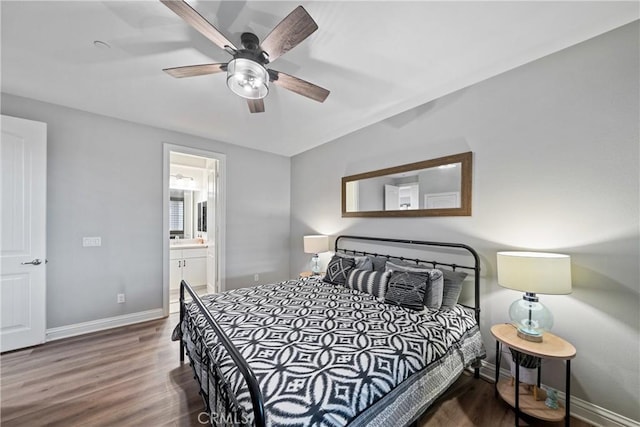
top-left (342, 152), bottom-right (472, 217)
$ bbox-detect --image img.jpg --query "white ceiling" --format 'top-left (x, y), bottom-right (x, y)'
top-left (2, 1), bottom-right (637, 156)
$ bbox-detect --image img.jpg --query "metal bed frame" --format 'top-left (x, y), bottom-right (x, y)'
top-left (178, 235), bottom-right (482, 427)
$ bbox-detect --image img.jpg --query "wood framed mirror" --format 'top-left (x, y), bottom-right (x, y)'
top-left (342, 152), bottom-right (472, 217)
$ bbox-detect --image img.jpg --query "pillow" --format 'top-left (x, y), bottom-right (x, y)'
top-left (335, 252), bottom-right (373, 271)
top-left (346, 269), bottom-right (391, 299)
top-left (441, 270), bottom-right (468, 309)
top-left (385, 261), bottom-right (444, 309)
top-left (369, 256), bottom-right (389, 272)
top-left (385, 260), bottom-right (430, 273)
top-left (423, 269), bottom-right (444, 309)
top-left (323, 256), bottom-right (355, 286)
top-left (384, 271), bottom-right (429, 311)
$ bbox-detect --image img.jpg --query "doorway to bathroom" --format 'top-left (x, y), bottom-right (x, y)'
top-left (163, 144), bottom-right (226, 315)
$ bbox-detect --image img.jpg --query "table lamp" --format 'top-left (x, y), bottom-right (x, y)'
top-left (497, 251), bottom-right (572, 342)
top-left (303, 235), bottom-right (329, 275)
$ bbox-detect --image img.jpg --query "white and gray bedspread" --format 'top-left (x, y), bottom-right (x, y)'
top-left (181, 276), bottom-right (486, 427)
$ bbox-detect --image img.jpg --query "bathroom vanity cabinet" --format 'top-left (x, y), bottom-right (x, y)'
top-left (170, 247), bottom-right (207, 289)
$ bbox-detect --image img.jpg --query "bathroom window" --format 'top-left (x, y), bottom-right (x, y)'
top-left (169, 191), bottom-right (184, 238)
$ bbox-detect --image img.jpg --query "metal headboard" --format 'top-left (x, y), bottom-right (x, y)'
top-left (334, 235), bottom-right (481, 324)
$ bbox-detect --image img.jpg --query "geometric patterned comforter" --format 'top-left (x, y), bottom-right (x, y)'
top-left (182, 276), bottom-right (485, 427)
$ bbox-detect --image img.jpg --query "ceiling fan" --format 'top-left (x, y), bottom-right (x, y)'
top-left (161, 0), bottom-right (330, 113)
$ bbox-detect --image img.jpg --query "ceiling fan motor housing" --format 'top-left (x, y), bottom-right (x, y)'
top-left (240, 32), bottom-right (260, 51)
top-left (236, 32), bottom-right (269, 64)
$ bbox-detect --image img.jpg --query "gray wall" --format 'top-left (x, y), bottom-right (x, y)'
top-left (290, 22), bottom-right (639, 421)
top-left (1, 93), bottom-right (291, 328)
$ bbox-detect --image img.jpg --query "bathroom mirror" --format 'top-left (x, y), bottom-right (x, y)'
top-left (342, 152), bottom-right (472, 217)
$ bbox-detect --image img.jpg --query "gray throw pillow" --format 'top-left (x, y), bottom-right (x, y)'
top-left (384, 271), bottom-right (429, 311)
top-left (385, 261), bottom-right (444, 309)
top-left (370, 256), bottom-right (389, 272)
top-left (441, 270), bottom-right (468, 309)
top-left (336, 252), bottom-right (373, 271)
top-left (323, 256), bottom-right (355, 286)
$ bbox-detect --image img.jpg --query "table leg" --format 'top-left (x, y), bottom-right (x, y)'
top-left (534, 361), bottom-right (542, 401)
top-left (514, 350), bottom-right (520, 427)
top-left (495, 340), bottom-right (501, 397)
top-left (566, 359), bottom-right (571, 427)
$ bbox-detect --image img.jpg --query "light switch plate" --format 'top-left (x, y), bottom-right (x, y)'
top-left (82, 237), bottom-right (102, 247)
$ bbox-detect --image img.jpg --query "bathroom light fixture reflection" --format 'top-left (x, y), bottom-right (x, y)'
top-left (170, 174), bottom-right (196, 190)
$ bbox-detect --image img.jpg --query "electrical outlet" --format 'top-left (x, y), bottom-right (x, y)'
top-left (254, 274), bottom-right (259, 282)
top-left (82, 237), bottom-right (102, 247)
top-left (117, 293), bottom-right (125, 304)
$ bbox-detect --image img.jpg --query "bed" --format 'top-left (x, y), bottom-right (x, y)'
top-left (174, 235), bottom-right (486, 426)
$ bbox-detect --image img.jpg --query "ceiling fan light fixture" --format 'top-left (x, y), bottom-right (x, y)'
top-left (226, 58), bottom-right (269, 100)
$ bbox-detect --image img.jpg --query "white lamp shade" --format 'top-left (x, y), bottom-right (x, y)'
top-left (497, 251), bottom-right (572, 295)
top-left (303, 235), bottom-right (329, 254)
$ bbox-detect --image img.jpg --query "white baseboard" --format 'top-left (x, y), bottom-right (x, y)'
top-left (46, 309), bottom-right (165, 341)
top-left (477, 361), bottom-right (639, 427)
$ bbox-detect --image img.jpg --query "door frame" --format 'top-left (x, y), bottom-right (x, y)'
top-left (162, 143), bottom-right (226, 316)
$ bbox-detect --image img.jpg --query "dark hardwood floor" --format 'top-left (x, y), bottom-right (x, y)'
top-left (418, 372), bottom-right (592, 427)
top-left (1, 315), bottom-right (593, 427)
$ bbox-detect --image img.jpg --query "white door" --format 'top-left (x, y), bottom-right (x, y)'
top-left (345, 181), bottom-right (359, 213)
top-left (1, 115), bottom-right (47, 352)
top-left (384, 184), bottom-right (400, 210)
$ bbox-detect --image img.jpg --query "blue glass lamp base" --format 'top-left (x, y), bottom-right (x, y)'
top-left (509, 293), bottom-right (553, 343)
top-left (310, 254), bottom-right (320, 275)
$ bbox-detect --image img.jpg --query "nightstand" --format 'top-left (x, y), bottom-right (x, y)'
top-left (491, 324), bottom-right (576, 427)
top-left (299, 271), bottom-right (324, 278)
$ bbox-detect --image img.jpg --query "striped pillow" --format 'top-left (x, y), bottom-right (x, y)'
top-left (346, 269), bottom-right (391, 299)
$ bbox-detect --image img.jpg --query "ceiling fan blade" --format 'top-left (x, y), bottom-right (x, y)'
top-left (161, 0), bottom-right (237, 51)
top-left (247, 99), bottom-right (265, 113)
top-left (260, 6), bottom-right (318, 62)
top-left (163, 63), bottom-right (227, 78)
top-left (270, 70), bottom-right (329, 103)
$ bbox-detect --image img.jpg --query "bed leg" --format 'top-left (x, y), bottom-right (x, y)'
top-left (472, 357), bottom-right (481, 379)
top-left (180, 280), bottom-right (185, 363)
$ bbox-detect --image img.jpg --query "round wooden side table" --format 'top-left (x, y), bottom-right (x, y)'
top-left (491, 323), bottom-right (576, 427)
